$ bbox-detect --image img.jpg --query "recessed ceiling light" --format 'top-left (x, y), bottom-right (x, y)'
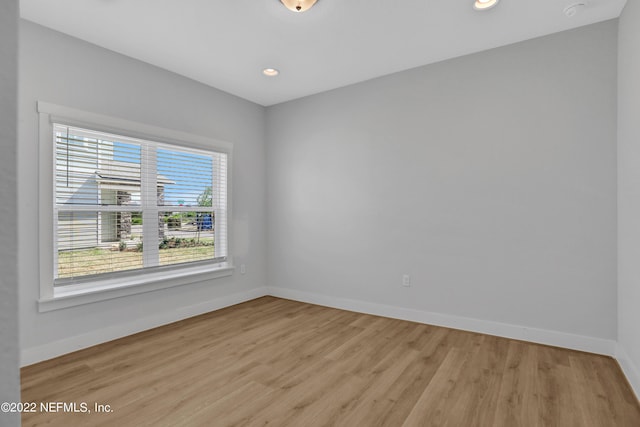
top-left (474, 0), bottom-right (499, 11)
top-left (263, 68), bottom-right (280, 77)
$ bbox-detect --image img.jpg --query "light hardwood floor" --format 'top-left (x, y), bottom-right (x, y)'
top-left (21, 296), bottom-right (640, 426)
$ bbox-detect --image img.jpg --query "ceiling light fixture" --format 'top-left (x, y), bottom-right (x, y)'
top-left (280, 0), bottom-right (318, 13)
top-left (473, 0), bottom-right (499, 11)
top-left (263, 68), bottom-right (280, 77)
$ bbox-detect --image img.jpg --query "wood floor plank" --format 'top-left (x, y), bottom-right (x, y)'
top-left (401, 337), bottom-right (485, 427)
top-left (493, 341), bottom-right (539, 426)
top-left (533, 345), bottom-right (580, 427)
top-left (443, 334), bottom-right (510, 426)
top-left (21, 297), bottom-right (640, 427)
top-left (336, 327), bottom-right (462, 427)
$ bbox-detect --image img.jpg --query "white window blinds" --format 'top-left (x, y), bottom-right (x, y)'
top-left (54, 124), bottom-right (228, 283)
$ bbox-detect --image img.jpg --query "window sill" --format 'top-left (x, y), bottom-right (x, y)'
top-left (38, 264), bottom-right (234, 312)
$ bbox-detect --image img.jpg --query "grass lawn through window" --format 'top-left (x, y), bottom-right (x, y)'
top-left (57, 242), bottom-right (215, 279)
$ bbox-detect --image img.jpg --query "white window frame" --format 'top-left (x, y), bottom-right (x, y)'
top-left (37, 102), bottom-right (234, 312)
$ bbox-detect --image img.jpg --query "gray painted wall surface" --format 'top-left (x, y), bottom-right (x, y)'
top-left (618, 0), bottom-right (640, 388)
top-left (0, 0), bottom-right (20, 425)
top-left (266, 21), bottom-right (618, 340)
top-left (18, 21), bottom-right (267, 357)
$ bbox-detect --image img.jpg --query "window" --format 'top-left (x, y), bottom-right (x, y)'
top-left (38, 103), bottom-right (232, 310)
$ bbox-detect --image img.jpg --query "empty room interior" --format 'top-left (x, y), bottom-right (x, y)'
top-left (3, 0), bottom-right (640, 425)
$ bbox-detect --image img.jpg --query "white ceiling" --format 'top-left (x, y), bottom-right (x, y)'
top-left (20, 0), bottom-right (626, 106)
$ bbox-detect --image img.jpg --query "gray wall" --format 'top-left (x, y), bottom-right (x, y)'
top-left (266, 21), bottom-right (618, 340)
top-left (18, 21), bottom-right (267, 360)
top-left (618, 0), bottom-right (640, 393)
top-left (0, 0), bottom-right (20, 425)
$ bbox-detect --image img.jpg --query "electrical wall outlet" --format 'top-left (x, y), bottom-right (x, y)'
top-left (402, 274), bottom-right (411, 287)
top-left (240, 264), bottom-right (246, 274)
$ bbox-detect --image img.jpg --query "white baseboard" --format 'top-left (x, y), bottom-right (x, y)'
top-left (616, 344), bottom-right (640, 402)
top-left (266, 287), bottom-right (617, 357)
top-left (21, 287), bottom-right (269, 367)
top-left (21, 286), bottom-right (619, 368)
